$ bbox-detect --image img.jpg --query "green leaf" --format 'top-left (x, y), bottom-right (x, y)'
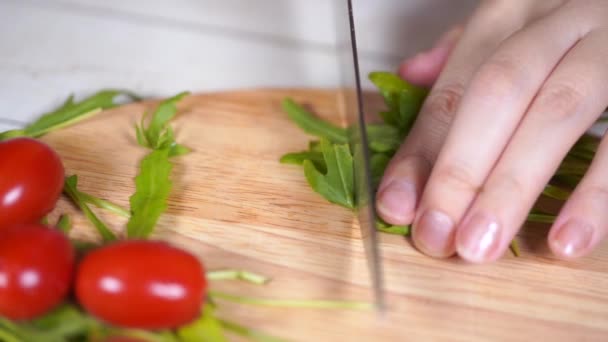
top-left (0, 90), bottom-right (139, 140)
top-left (375, 218), bottom-right (409, 235)
top-left (309, 140), bottom-right (322, 152)
top-left (0, 304), bottom-right (96, 342)
top-left (126, 148), bottom-right (173, 238)
top-left (169, 143), bottom-right (192, 157)
top-left (177, 305), bottom-right (228, 342)
top-left (209, 291), bottom-right (372, 310)
top-left (219, 319), bottom-right (288, 342)
top-left (366, 124), bottom-right (400, 153)
top-left (64, 175), bottom-right (117, 242)
top-left (397, 89), bottom-right (424, 135)
top-left (56, 214), bottom-right (72, 233)
top-left (368, 72), bottom-right (428, 134)
top-left (370, 153), bottom-right (390, 190)
top-left (78, 190), bottom-right (130, 218)
top-left (282, 98), bottom-right (347, 144)
top-left (303, 139), bottom-right (354, 209)
top-left (207, 269), bottom-right (270, 285)
top-left (369, 71), bottom-right (427, 108)
top-left (542, 184), bottom-right (571, 201)
top-left (280, 151), bottom-right (326, 173)
top-left (509, 240), bottom-right (521, 257)
top-left (526, 212), bottom-right (556, 224)
top-left (138, 92), bottom-right (189, 149)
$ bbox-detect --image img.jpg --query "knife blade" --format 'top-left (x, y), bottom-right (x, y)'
top-left (335, 0), bottom-right (386, 311)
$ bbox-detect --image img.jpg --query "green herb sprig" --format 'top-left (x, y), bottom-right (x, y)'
top-left (281, 71), bottom-right (603, 257)
top-left (0, 91), bottom-right (371, 342)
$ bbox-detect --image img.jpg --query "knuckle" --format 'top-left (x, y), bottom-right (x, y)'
top-left (484, 172), bottom-right (529, 199)
top-left (473, 57), bottom-right (521, 97)
top-left (434, 163), bottom-right (480, 193)
top-left (580, 184), bottom-right (608, 204)
top-left (535, 82), bottom-right (585, 122)
top-left (424, 83), bottom-right (465, 127)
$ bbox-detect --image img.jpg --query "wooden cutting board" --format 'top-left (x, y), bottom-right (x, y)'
top-left (40, 89), bottom-right (608, 342)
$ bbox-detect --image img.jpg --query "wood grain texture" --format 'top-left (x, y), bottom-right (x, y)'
top-left (39, 89), bottom-right (608, 342)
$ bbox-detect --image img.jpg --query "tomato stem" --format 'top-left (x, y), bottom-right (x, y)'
top-left (209, 291), bottom-right (372, 310)
top-left (207, 270), bottom-right (270, 285)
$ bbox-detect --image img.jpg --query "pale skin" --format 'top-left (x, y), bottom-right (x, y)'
top-left (376, 0), bottom-right (608, 263)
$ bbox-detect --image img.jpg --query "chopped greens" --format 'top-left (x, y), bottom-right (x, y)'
top-left (136, 91), bottom-right (191, 155)
top-left (281, 98), bottom-right (347, 144)
top-left (280, 71), bottom-right (604, 257)
top-left (0, 90), bottom-right (139, 141)
top-left (63, 175), bottom-right (117, 242)
top-left (303, 139), bottom-right (355, 209)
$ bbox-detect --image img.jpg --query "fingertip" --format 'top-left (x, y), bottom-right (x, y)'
top-left (398, 54), bottom-right (441, 88)
top-left (376, 179), bottom-right (417, 225)
top-left (548, 219), bottom-right (595, 260)
top-left (411, 209), bottom-right (457, 258)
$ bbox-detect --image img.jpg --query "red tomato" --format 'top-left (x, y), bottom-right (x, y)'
top-left (75, 240), bottom-right (207, 329)
top-left (0, 224), bottom-right (75, 320)
top-left (0, 137), bottom-right (64, 228)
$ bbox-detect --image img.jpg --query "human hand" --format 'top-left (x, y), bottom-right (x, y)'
top-left (376, 0), bottom-right (608, 263)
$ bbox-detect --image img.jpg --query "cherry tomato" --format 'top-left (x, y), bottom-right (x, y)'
top-left (0, 224), bottom-right (75, 320)
top-left (75, 240), bottom-right (207, 329)
top-left (0, 137), bottom-right (64, 228)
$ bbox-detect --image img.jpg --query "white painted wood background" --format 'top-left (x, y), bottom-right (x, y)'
top-left (0, 0), bottom-right (476, 127)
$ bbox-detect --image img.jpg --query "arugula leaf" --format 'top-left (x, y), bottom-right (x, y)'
top-left (210, 291), bottom-right (371, 310)
top-left (282, 98), bottom-right (347, 144)
top-left (375, 218), bottom-right (409, 235)
top-left (370, 153), bottom-right (390, 190)
top-left (207, 269), bottom-right (270, 285)
top-left (78, 190), bottom-right (130, 218)
top-left (280, 151), bottom-right (326, 173)
top-left (509, 240), bottom-right (521, 257)
top-left (542, 184), bottom-right (571, 201)
top-left (0, 305), bottom-right (96, 342)
top-left (303, 139), bottom-right (354, 209)
top-left (56, 214), bottom-right (72, 233)
top-left (0, 90), bottom-right (139, 140)
top-left (219, 319), bottom-right (288, 342)
top-left (366, 124), bottom-right (400, 154)
top-left (368, 71), bottom-right (427, 135)
top-left (136, 92), bottom-right (190, 150)
top-left (64, 175), bottom-right (117, 242)
top-left (126, 148), bottom-right (173, 238)
top-left (177, 305), bottom-right (228, 342)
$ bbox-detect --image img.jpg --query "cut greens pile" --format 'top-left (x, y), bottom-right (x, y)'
top-left (0, 91), bottom-right (370, 342)
top-left (280, 71), bottom-right (604, 256)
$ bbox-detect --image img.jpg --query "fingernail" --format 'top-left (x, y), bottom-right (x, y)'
top-left (377, 180), bottom-right (416, 223)
top-left (414, 210), bottom-right (455, 257)
top-left (551, 220), bottom-right (594, 258)
top-left (457, 212), bottom-right (502, 263)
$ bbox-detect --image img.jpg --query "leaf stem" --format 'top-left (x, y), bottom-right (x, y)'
top-left (64, 176), bottom-right (117, 242)
top-left (526, 213), bottom-right (556, 224)
top-left (207, 270), bottom-right (270, 285)
top-left (209, 291), bottom-right (372, 310)
top-left (78, 191), bottom-right (130, 218)
top-left (219, 319), bottom-right (289, 342)
top-left (509, 240), bottom-right (521, 257)
top-left (0, 329), bottom-right (21, 342)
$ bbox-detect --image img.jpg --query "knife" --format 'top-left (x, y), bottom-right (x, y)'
top-left (335, 0), bottom-right (386, 311)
